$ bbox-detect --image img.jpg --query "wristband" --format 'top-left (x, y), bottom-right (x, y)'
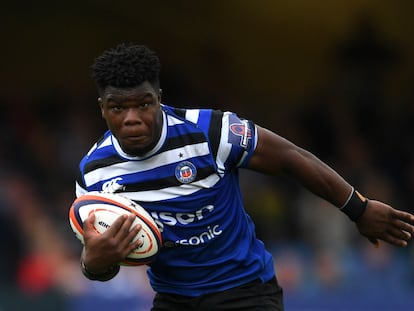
top-left (81, 259), bottom-right (120, 281)
top-left (339, 188), bottom-right (368, 221)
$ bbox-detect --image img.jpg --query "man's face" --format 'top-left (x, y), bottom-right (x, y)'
top-left (99, 82), bottom-right (163, 156)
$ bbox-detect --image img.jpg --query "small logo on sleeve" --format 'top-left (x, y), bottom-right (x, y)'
top-left (229, 120), bottom-right (252, 147)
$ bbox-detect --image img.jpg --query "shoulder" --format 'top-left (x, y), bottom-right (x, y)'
top-left (78, 130), bottom-right (118, 171)
top-left (161, 104), bottom-right (222, 127)
top-left (81, 131), bottom-right (114, 159)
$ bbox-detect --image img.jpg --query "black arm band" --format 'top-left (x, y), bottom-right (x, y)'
top-left (81, 259), bottom-right (120, 281)
top-left (339, 188), bottom-right (368, 221)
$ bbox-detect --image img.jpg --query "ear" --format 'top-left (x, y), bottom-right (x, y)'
top-left (98, 97), bottom-right (105, 118)
top-left (158, 89), bottom-right (162, 102)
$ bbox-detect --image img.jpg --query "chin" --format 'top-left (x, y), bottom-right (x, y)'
top-left (124, 147), bottom-right (149, 157)
top-left (122, 142), bottom-right (155, 156)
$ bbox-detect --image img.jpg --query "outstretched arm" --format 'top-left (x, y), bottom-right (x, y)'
top-left (248, 125), bottom-right (414, 247)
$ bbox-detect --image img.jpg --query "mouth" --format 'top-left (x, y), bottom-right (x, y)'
top-left (119, 135), bottom-right (154, 156)
top-left (123, 135), bottom-right (147, 143)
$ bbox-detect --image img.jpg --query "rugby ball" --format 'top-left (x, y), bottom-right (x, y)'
top-left (69, 191), bottom-right (162, 266)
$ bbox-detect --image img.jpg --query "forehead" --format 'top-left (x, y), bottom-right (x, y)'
top-left (102, 82), bottom-right (158, 101)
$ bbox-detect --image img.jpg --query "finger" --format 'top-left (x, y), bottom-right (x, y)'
top-left (103, 214), bottom-right (129, 237)
top-left (118, 221), bottom-right (143, 250)
top-left (387, 226), bottom-right (412, 241)
top-left (127, 232), bottom-right (144, 254)
top-left (129, 223), bottom-right (142, 242)
top-left (119, 241), bottom-right (144, 260)
top-left (381, 231), bottom-right (408, 247)
top-left (368, 237), bottom-right (379, 248)
top-left (83, 213), bottom-right (96, 234)
top-left (392, 220), bottom-right (413, 240)
top-left (393, 210), bottom-right (414, 225)
top-left (113, 214), bottom-right (137, 240)
top-left (390, 217), bottom-right (414, 236)
top-left (117, 222), bottom-right (143, 258)
top-left (396, 221), bottom-right (414, 235)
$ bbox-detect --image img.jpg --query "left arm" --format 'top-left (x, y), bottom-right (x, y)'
top-left (248, 126), bottom-right (352, 206)
top-left (247, 126), bottom-right (414, 247)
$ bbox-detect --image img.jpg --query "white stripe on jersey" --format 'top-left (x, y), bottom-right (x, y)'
top-left (167, 114), bottom-right (184, 125)
top-left (237, 124), bottom-right (258, 167)
top-left (215, 112), bottom-right (232, 177)
top-left (75, 181), bottom-right (87, 197)
top-left (86, 135), bottom-right (112, 157)
top-left (86, 143), bottom-right (98, 157)
top-left (185, 109), bottom-right (200, 124)
top-left (87, 136), bottom-right (112, 157)
top-left (122, 174), bottom-right (221, 202)
top-left (83, 141), bottom-right (211, 186)
top-left (99, 136), bottom-right (112, 149)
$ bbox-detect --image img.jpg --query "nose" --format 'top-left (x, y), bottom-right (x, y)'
top-left (123, 108), bottom-right (142, 125)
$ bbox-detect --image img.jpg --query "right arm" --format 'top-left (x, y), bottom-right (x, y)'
top-left (81, 213), bottom-right (142, 281)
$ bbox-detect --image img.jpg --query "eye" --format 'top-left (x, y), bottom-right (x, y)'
top-left (139, 100), bottom-right (153, 109)
top-left (109, 104), bottom-right (123, 112)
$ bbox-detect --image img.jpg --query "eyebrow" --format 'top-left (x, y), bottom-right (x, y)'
top-left (105, 92), bottom-right (155, 102)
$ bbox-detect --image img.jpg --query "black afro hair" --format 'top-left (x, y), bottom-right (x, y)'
top-left (92, 43), bottom-right (161, 93)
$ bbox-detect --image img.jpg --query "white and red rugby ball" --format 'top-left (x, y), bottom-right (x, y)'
top-left (69, 191), bottom-right (162, 266)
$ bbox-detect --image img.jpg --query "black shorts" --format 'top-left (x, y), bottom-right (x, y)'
top-left (151, 276), bottom-right (284, 311)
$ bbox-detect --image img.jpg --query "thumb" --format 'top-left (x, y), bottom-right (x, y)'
top-left (83, 213), bottom-right (96, 234)
top-left (368, 237), bottom-right (380, 248)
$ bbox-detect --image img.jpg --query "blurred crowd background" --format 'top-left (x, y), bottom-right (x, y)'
top-left (1, 1), bottom-right (414, 310)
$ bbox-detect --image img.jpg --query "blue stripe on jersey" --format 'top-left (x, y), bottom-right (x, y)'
top-left (76, 104), bottom-right (274, 296)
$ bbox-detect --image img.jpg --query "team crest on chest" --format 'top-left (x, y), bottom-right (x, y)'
top-left (175, 161), bottom-right (197, 184)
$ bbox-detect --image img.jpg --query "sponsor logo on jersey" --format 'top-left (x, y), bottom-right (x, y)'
top-left (175, 161), bottom-right (197, 184)
top-left (151, 205), bottom-right (223, 247)
top-left (175, 224), bottom-right (222, 246)
top-left (151, 205), bottom-right (214, 232)
top-left (229, 120), bottom-right (252, 147)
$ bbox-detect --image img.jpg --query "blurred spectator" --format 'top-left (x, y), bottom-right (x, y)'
top-left (0, 197), bottom-right (22, 290)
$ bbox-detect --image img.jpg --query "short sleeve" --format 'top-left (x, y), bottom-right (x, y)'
top-left (214, 112), bottom-right (258, 175)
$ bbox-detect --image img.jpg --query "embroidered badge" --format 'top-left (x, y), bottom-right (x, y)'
top-left (229, 120), bottom-right (252, 147)
top-left (175, 161), bottom-right (197, 184)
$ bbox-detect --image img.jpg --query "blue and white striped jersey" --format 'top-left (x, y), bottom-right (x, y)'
top-left (76, 104), bottom-right (275, 296)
